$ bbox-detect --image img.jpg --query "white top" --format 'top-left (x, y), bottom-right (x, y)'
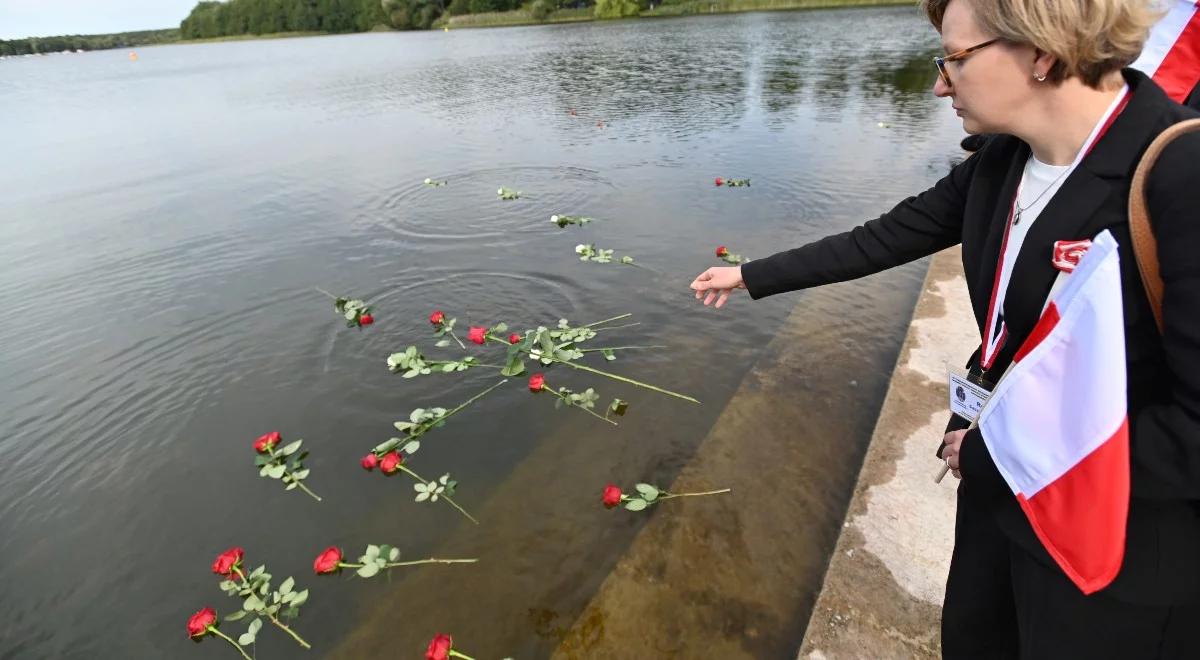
top-left (981, 84), bottom-right (1130, 369)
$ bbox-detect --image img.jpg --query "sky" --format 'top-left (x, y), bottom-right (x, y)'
top-left (0, 0), bottom-right (198, 40)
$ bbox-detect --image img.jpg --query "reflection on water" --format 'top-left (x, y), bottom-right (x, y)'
top-left (0, 7), bottom-right (961, 658)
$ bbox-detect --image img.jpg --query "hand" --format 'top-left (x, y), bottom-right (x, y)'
top-left (942, 429), bottom-right (968, 480)
top-left (690, 266), bottom-right (745, 308)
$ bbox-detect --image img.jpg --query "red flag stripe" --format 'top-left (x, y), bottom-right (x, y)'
top-left (1013, 303), bottom-right (1061, 364)
top-left (1016, 417), bottom-right (1130, 594)
top-left (1153, 6), bottom-right (1200, 102)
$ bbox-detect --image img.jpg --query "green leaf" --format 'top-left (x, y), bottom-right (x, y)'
top-left (285, 482), bottom-right (298, 490)
top-left (403, 368), bottom-right (420, 379)
top-left (388, 547), bottom-right (400, 561)
top-left (357, 563), bottom-right (381, 578)
top-left (403, 440), bottom-right (420, 454)
top-left (254, 455), bottom-right (270, 466)
top-left (500, 355), bottom-right (526, 377)
top-left (238, 632), bottom-right (256, 646)
top-left (493, 322), bottom-right (508, 334)
top-left (243, 594), bottom-right (262, 611)
top-left (291, 590), bottom-right (309, 607)
top-left (224, 611), bottom-right (248, 623)
top-left (279, 577), bottom-right (294, 595)
top-left (624, 498), bottom-right (649, 512)
top-left (279, 440), bottom-right (302, 456)
top-left (415, 491), bottom-right (430, 503)
top-left (601, 349), bottom-right (616, 361)
top-left (259, 465), bottom-right (270, 477)
top-left (267, 464), bottom-right (286, 479)
top-left (375, 437), bottom-right (401, 453)
top-left (635, 483), bottom-right (660, 501)
top-left (248, 618), bottom-right (263, 635)
top-left (435, 339), bottom-right (451, 348)
top-left (294, 469), bottom-right (309, 480)
top-left (365, 544), bottom-right (380, 559)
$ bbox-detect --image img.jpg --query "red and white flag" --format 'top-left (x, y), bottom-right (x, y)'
top-left (1132, 0), bottom-right (1200, 103)
top-left (977, 230), bottom-right (1129, 594)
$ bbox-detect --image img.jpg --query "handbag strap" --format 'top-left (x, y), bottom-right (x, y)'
top-left (1128, 118), bottom-right (1200, 334)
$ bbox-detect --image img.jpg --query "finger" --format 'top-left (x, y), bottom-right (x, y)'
top-left (703, 290), bottom-right (717, 306)
top-left (689, 271), bottom-right (713, 291)
top-left (952, 469), bottom-right (961, 479)
top-left (715, 289), bottom-right (730, 308)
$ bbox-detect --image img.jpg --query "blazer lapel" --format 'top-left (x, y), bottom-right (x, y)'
top-left (971, 143), bottom-right (1029, 333)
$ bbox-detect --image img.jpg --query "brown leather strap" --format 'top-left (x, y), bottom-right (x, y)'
top-left (1128, 118), bottom-right (1200, 334)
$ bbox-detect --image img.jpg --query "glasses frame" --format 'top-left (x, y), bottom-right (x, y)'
top-left (934, 38), bottom-right (1001, 87)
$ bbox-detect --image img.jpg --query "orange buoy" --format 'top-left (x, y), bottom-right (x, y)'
top-left (129, 51), bottom-right (138, 61)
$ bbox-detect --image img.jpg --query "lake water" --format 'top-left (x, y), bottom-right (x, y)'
top-left (0, 7), bottom-right (965, 658)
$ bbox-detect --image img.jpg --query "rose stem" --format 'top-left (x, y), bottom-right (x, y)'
top-left (546, 387), bottom-right (617, 426)
top-left (208, 626), bottom-right (254, 660)
top-left (397, 464), bottom-right (479, 525)
top-left (269, 616), bottom-right (311, 649)
top-left (656, 488), bottom-right (732, 502)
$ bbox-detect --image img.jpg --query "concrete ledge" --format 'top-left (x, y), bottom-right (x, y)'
top-left (799, 246), bottom-right (976, 659)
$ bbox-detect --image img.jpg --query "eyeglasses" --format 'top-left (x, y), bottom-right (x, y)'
top-left (933, 38), bottom-right (1000, 87)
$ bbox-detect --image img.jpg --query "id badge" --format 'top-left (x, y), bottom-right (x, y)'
top-left (949, 366), bottom-right (991, 424)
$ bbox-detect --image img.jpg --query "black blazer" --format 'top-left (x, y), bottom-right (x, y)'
top-left (742, 69), bottom-right (1200, 606)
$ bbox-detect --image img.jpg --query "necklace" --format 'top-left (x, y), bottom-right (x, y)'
top-left (1013, 160), bottom-right (1072, 226)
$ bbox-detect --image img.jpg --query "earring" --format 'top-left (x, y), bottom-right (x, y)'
top-left (1034, 71), bottom-right (1046, 82)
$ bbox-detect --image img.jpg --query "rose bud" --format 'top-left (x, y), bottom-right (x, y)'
top-left (425, 633), bottom-right (453, 660)
top-left (211, 547), bottom-right (244, 577)
top-left (429, 310), bottom-right (445, 326)
top-left (380, 451), bottom-right (404, 475)
top-left (714, 177), bottom-right (724, 186)
top-left (253, 431), bottom-right (281, 454)
top-left (528, 373), bottom-right (546, 392)
top-left (467, 327), bottom-right (487, 345)
top-left (359, 313), bottom-right (374, 326)
top-left (361, 453), bottom-right (379, 471)
top-left (313, 546), bottom-right (343, 575)
top-left (187, 607), bottom-right (217, 640)
top-left (715, 246), bottom-right (728, 257)
top-left (602, 484), bottom-right (623, 509)
top-left (508, 333), bottom-right (522, 344)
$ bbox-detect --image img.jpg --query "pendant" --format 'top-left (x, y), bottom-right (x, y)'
top-left (1013, 208), bottom-right (1022, 226)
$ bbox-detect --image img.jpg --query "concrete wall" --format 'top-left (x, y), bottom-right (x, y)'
top-left (799, 246), bottom-right (977, 659)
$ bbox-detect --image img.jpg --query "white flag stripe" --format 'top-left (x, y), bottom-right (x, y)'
top-left (1131, 0), bottom-right (1198, 76)
top-left (979, 232), bottom-right (1127, 498)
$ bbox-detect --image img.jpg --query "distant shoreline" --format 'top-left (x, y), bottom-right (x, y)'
top-left (437, 0), bottom-right (913, 30)
top-left (0, 0), bottom-right (912, 58)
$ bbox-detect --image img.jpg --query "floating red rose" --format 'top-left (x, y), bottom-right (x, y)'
top-left (359, 313), bottom-right (374, 326)
top-left (426, 633), bottom-right (453, 660)
top-left (714, 177), bottom-right (724, 186)
top-left (361, 453), bottom-right (379, 471)
top-left (380, 451), bottom-right (404, 475)
top-left (715, 246), bottom-right (728, 257)
top-left (187, 607), bottom-right (217, 639)
top-left (529, 373), bottom-right (546, 392)
top-left (467, 327), bottom-right (487, 345)
top-left (253, 431), bottom-right (280, 454)
top-left (211, 547), bottom-right (244, 577)
top-left (602, 484), bottom-right (623, 509)
top-left (430, 310), bottom-right (445, 326)
top-left (313, 547), bottom-right (342, 575)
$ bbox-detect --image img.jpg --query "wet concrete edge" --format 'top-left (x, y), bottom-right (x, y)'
top-left (799, 246), bottom-right (976, 660)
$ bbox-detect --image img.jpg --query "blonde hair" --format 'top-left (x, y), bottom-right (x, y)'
top-left (921, 0), bottom-right (1164, 88)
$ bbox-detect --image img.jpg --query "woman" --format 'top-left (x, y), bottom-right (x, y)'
top-left (690, 0), bottom-right (1200, 657)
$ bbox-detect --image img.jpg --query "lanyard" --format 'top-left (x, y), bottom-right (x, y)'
top-left (979, 86), bottom-right (1131, 371)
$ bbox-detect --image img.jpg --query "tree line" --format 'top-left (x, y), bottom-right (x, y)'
top-left (0, 29), bottom-right (179, 57)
